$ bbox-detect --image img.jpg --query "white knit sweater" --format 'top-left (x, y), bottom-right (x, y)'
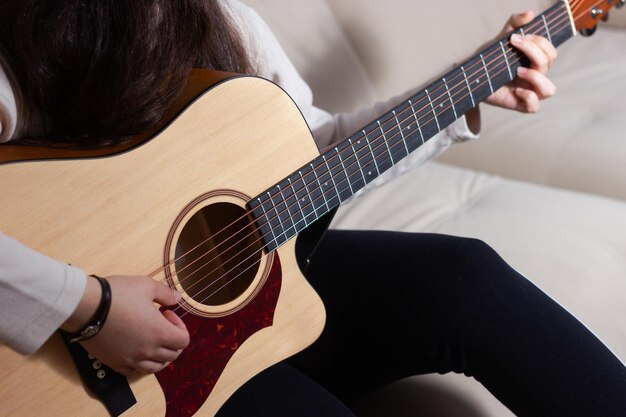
top-left (0, 0), bottom-right (476, 354)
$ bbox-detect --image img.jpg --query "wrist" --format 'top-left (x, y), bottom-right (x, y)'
top-left (64, 276), bottom-right (112, 343)
top-left (61, 274), bottom-right (102, 333)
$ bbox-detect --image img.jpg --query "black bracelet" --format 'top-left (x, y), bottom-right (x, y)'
top-left (67, 275), bottom-right (112, 344)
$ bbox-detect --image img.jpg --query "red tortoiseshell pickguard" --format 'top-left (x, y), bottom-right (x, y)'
top-left (155, 254), bottom-right (282, 417)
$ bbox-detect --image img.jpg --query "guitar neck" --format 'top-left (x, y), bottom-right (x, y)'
top-left (250, 1), bottom-right (576, 252)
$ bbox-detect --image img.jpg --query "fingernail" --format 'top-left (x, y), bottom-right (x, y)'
top-left (517, 66), bottom-right (528, 75)
top-left (511, 34), bottom-right (523, 44)
top-left (174, 291), bottom-right (181, 302)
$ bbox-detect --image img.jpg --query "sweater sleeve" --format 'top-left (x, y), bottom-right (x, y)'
top-left (228, 0), bottom-right (478, 195)
top-left (0, 58), bottom-right (87, 354)
top-left (0, 56), bottom-right (88, 353)
top-left (0, 233), bottom-right (87, 354)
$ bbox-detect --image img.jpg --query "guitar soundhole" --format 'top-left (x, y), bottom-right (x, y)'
top-left (174, 202), bottom-right (263, 306)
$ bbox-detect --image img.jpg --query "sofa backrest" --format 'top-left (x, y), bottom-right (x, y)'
top-left (243, 0), bottom-right (377, 114)
top-left (245, 0), bottom-right (625, 113)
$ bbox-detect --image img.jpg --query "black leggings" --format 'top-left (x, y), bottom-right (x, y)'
top-left (217, 231), bottom-right (626, 416)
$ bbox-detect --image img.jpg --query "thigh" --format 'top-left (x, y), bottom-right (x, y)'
top-left (216, 362), bottom-right (357, 417)
top-left (291, 230), bottom-right (485, 397)
top-left (289, 230), bottom-right (626, 416)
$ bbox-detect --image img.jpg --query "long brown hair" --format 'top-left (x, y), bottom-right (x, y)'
top-left (0, 0), bottom-right (253, 148)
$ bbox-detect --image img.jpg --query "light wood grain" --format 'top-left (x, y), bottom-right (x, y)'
top-left (0, 75), bottom-right (326, 416)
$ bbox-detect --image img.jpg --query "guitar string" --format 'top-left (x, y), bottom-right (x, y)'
top-left (148, 3), bottom-right (576, 289)
top-left (150, 2), bottom-right (575, 283)
top-left (172, 2), bottom-right (603, 315)
top-left (572, 0), bottom-right (589, 14)
top-left (151, 2), bottom-right (584, 287)
top-left (168, 11), bottom-right (587, 315)
top-left (161, 4), bottom-right (590, 305)
top-left (157, 0), bottom-right (596, 306)
top-left (163, 4), bottom-right (591, 309)
top-left (160, 11), bottom-right (574, 303)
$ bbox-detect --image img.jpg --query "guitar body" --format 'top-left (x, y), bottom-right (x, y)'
top-left (0, 74), bottom-right (326, 416)
top-left (1, 0), bottom-right (620, 414)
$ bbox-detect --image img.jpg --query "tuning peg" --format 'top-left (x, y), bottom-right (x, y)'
top-left (591, 7), bottom-right (606, 18)
top-left (603, 11), bottom-right (610, 22)
top-left (580, 26), bottom-right (598, 37)
top-left (618, 0), bottom-right (626, 9)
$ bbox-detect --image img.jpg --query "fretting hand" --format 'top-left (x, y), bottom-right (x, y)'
top-left (486, 10), bottom-right (559, 113)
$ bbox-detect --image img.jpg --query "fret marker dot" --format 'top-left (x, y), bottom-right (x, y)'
top-left (368, 171), bottom-right (372, 176)
top-left (476, 79), bottom-right (480, 83)
top-left (440, 103), bottom-right (444, 108)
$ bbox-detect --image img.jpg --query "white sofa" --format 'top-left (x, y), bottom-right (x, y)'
top-left (245, 0), bottom-right (626, 415)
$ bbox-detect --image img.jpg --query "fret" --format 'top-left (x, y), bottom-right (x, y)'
top-left (354, 132), bottom-right (378, 184)
top-left (442, 77), bottom-right (458, 119)
top-left (499, 41), bottom-right (514, 81)
top-left (424, 88), bottom-right (441, 131)
top-left (381, 110), bottom-right (409, 169)
top-left (285, 179), bottom-right (308, 233)
top-left (267, 191), bottom-right (287, 247)
top-left (337, 139), bottom-right (366, 192)
top-left (296, 169), bottom-right (319, 222)
top-left (460, 66), bottom-right (476, 108)
top-left (336, 147), bottom-right (354, 196)
top-left (479, 53), bottom-right (494, 95)
top-left (393, 110), bottom-right (410, 155)
top-left (349, 138), bottom-right (368, 186)
top-left (288, 177), bottom-right (308, 229)
top-left (409, 93), bottom-right (441, 140)
top-left (377, 120), bottom-right (395, 165)
top-left (463, 56), bottom-right (494, 105)
top-left (328, 153), bottom-right (355, 201)
top-left (461, 65), bottom-right (476, 107)
top-left (485, 43), bottom-right (515, 89)
top-left (322, 155), bottom-right (342, 205)
top-left (314, 157), bottom-right (340, 210)
top-left (394, 101), bottom-right (425, 154)
top-left (541, 14), bottom-right (553, 44)
top-left (310, 162), bottom-right (330, 212)
top-left (374, 112), bottom-right (405, 173)
top-left (426, 80), bottom-right (457, 133)
top-left (446, 67), bottom-right (475, 117)
top-left (251, 197), bottom-right (278, 251)
top-left (407, 99), bottom-right (425, 144)
top-left (541, 2), bottom-right (574, 48)
top-left (274, 185), bottom-right (298, 237)
top-left (363, 129), bottom-right (382, 178)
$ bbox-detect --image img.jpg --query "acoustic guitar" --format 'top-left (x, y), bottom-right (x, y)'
top-left (0, 0), bottom-right (621, 415)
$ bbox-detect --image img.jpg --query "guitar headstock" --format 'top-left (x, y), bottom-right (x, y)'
top-left (570, 0), bottom-right (625, 36)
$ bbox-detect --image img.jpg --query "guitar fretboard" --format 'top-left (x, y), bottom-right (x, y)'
top-left (250, 1), bottom-right (575, 253)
